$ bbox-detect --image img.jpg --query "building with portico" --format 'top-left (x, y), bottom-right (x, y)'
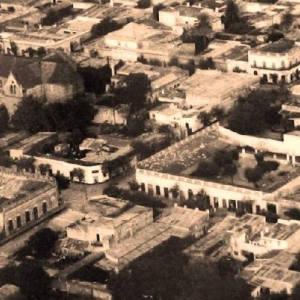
top-left (248, 39), bottom-right (300, 84)
top-left (135, 123), bottom-right (300, 217)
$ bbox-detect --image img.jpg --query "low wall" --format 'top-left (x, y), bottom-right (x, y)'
top-left (218, 126), bottom-right (292, 155)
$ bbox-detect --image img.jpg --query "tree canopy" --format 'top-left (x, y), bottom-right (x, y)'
top-left (227, 89), bottom-right (289, 135)
top-left (12, 96), bottom-right (97, 135)
top-left (27, 228), bottom-right (59, 258)
top-left (79, 64), bottom-right (112, 94)
top-left (280, 13), bottom-right (293, 31)
top-left (194, 161), bottom-right (220, 178)
top-left (91, 17), bottom-right (123, 38)
top-left (17, 261), bottom-right (52, 299)
top-left (244, 166), bottom-right (264, 188)
top-left (113, 73), bottom-right (151, 115)
top-left (223, 0), bottom-right (240, 30)
top-left (137, 0), bottom-right (151, 8)
top-left (0, 104), bottom-right (9, 134)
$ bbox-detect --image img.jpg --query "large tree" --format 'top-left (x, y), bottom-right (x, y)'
top-left (11, 97), bottom-right (49, 133)
top-left (280, 13), bottom-right (293, 31)
top-left (17, 261), bottom-right (52, 299)
top-left (223, 0), bottom-right (240, 30)
top-left (0, 104), bottom-right (9, 134)
top-left (78, 65), bottom-right (112, 94)
top-left (114, 73), bottom-right (151, 116)
top-left (194, 13), bottom-right (212, 54)
top-left (27, 228), bottom-right (59, 258)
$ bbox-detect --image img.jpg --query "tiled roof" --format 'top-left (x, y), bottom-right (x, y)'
top-left (0, 55), bottom-right (39, 78)
top-left (0, 52), bottom-right (81, 89)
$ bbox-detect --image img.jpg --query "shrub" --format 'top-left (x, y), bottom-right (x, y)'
top-left (128, 181), bottom-right (140, 191)
top-left (259, 160), bottom-right (279, 173)
top-left (244, 166), bottom-right (264, 187)
top-left (103, 184), bottom-right (122, 198)
top-left (137, 0), bottom-right (151, 8)
top-left (194, 161), bottom-right (220, 178)
top-left (254, 152), bottom-right (265, 164)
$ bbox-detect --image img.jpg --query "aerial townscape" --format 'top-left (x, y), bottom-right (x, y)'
top-left (4, 0), bottom-right (300, 300)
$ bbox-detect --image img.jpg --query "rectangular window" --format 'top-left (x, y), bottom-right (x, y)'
top-left (0, 80), bottom-right (2, 88)
top-left (148, 184), bottom-right (154, 196)
top-left (16, 216), bottom-right (21, 228)
top-left (281, 61), bottom-right (285, 68)
top-left (156, 185), bottom-right (160, 196)
top-left (272, 62), bottom-right (275, 69)
top-left (263, 61), bottom-right (266, 68)
top-left (25, 211), bottom-right (30, 223)
top-left (7, 220), bottom-right (13, 232)
top-left (141, 183), bottom-right (145, 192)
top-left (222, 199), bottom-right (227, 208)
top-left (164, 187), bottom-right (169, 198)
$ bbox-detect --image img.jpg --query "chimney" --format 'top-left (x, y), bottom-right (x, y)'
top-left (187, 2), bottom-right (190, 7)
top-left (215, 7), bottom-right (219, 13)
top-left (260, 231), bottom-right (264, 237)
top-left (53, 0), bottom-right (57, 5)
top-left (110, 0), bottom-right (114, 7)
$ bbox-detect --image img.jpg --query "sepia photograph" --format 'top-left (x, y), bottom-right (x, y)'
top-left (0, 0), bottom-right (300, 299)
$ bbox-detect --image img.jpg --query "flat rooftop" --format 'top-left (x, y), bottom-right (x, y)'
top-left (250, 265), bottom-right (300, 287)
top-left (263, 223), bottom-right (300, 240)
top-left (85, 196), bottom-right (130, 217)
top-left (138, 127), bottom-right (300, 193)
top-left (99, 222), bottom-right (187, 271)
top-left (0, 173), bottom-right (51, 211)
top-left (79, 137), bottom-right (133, 164)
top-left (157, 206), bottom-right (208, 231)
top-left (178, 70), bottom-right (258, 100)
top-left (184, 215), bottom-right (238, 258)
top-left (69, 204), bottom-right (151, 230)
top-left (230, 214), bottom-right (265, 234)
top-left (138, 128), bottom-right (229, 175)
top-left (257, 39), bottom-right (296, 54)
top-left (115, 62), bottom-right (188, 89)
top-left (9, 132), bottom-right (56, 153)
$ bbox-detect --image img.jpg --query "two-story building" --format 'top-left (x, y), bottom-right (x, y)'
top-left (158, 4), bottom-right (223, 34)
top-left (0, 167), bottom-right (59, 237)
top-left (248, 39), bottom-right (300, 84)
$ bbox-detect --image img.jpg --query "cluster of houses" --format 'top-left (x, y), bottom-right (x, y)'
top-left (4, 0), bottom-right (300, 298)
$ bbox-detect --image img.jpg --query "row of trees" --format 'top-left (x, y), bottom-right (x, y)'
top-left (11, 95), bottom-right (97, 134)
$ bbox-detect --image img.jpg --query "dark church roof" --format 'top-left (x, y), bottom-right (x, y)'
top-left (0, 51), bottom-right (81, 89)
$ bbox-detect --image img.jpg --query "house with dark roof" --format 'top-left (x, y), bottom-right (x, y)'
top-left (0, 50), bottom-right (84, 115)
